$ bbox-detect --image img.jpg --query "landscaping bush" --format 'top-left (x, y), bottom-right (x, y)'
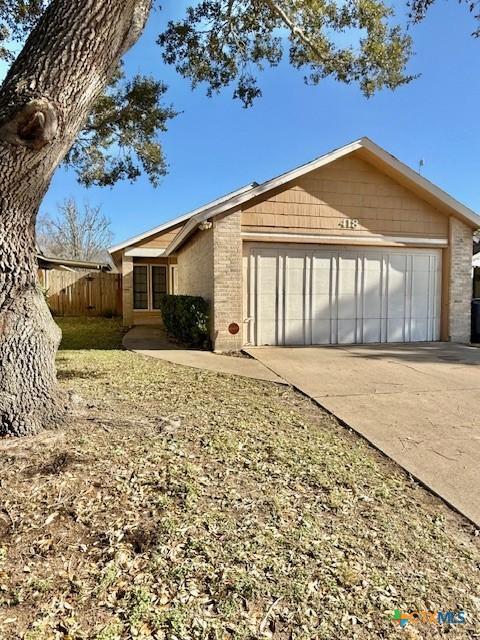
top-left (159, 294), bottom-right (210, 348)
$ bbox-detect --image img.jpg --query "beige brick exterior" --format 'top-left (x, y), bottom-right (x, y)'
top-left (122, 254), bottom-right (134, 327)
top-left (448, 217), bottom-right (473, 342)
top-left (177, 226), bottom-right (214, 303)
top-left (177, 211), bottom-right (243, 351)
top-left (212, 210), bottom-right (243, 352)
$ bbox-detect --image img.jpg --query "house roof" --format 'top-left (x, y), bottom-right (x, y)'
top-left (165, 137), bottom-right (480, 255)
top-left (108, 182), bottom-right (258, 256)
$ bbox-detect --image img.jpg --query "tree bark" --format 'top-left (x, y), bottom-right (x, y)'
top-left (0, 0), bottom-right (152, 437)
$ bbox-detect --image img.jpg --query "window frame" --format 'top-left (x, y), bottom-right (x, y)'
top-left (151, 264), bottom-right (168, 310)
top-left (132, 264), bottom-right (149, 311)
top-left (169, 264), bottom-right (178, 295)
top-left (133, 263), bottom-right (169, 311)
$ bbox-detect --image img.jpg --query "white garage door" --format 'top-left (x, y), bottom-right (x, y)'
top-left (245, 245), bottom-right (442, 346)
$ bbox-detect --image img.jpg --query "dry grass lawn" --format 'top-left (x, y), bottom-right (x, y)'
top-left (0, 318), bottom-right (478, 639)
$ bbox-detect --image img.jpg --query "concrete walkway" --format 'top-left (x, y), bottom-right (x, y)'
top-left (245, 343), bottom-right (480, 527)
top-left (123, 326), bottom-right (285, 384)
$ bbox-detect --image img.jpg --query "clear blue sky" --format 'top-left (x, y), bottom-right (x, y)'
top-left (3, 2), bottom-right (480, 244)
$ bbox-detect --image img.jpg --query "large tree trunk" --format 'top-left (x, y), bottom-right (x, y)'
top-left (0, 0), bottom-right (152, 437)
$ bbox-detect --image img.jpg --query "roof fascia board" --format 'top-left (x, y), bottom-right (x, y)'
top-left (108, 212), bottom-right (193, 255)
top-left (108, 183), bottom-right (256, 255)
top-left (124, 248), bottom-right (165, 257)
top-left (165, 140), bottom-right (366, 255)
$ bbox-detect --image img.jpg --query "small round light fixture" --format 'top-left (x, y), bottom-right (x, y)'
top-left (228, 322), bottom-right (240, 335)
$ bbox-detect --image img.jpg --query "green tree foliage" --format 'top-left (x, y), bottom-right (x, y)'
top-left (0, 1), bottom-right (176, 187)
top-left (160, 0), bottom-right (414, 106)
top-left (65, 70), bottom-right (176, 188)
top-left (0, 1), bottom-right (47, 60)
top-left (0, 0), bottom-right (415, 185)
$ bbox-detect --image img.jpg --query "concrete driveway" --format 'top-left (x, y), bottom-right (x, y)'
top-left (245, 343), bottom-right (480, 527)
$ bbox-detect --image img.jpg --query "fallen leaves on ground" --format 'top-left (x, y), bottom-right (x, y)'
top-left (0, 319), bottom-right (478, 639)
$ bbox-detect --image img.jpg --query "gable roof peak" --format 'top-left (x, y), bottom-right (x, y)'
top-left (165, 137), bottom-right (479, 254)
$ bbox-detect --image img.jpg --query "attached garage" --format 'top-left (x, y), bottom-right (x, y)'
top-left (244, 245), bottom-right (442, 346)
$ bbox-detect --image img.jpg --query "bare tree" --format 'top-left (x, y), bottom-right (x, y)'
top-left (37, 199), bottom-right (112, 263)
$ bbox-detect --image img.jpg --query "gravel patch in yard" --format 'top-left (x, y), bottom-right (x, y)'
top-left (0, 318), bottom-right (478, 639)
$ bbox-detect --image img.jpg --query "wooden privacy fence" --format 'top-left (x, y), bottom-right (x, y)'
top-left (39, 269), bottom-right (122, 317)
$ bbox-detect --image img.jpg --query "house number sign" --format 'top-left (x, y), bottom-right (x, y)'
top-left (339, 218), bottom-right (359, 229)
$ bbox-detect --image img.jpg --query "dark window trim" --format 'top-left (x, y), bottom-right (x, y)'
top-left (133, 263), bottom-right (170, 311)
top-left (151, 265), bottom-right (168, 310)
top-left (133, 265), bottom-right (149, 310)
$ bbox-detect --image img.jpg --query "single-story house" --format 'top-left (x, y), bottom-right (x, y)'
top-left (109, 137), bottom-right (480, 352)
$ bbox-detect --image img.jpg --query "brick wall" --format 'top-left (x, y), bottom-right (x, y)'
top-left (122, 253), bottom-right (134, 326)
top-left (448, 217), bottom-right (472, 342)
top-left (212, 210), bottom-right (243, 352)
top-left (177, 226), bottom-right (214, 304)
top-left (176, 211), bottom-right (243, 351)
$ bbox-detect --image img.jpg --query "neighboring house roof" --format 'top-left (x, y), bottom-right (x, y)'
top-left (37, 254), bottom-right (112, 272)
top-left (165, 137), bottom-right (480, 255)
top-left (108, 182), bottom-right (258, 256)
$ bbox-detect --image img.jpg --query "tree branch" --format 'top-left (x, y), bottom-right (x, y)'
top-left (120, 0), bottom-right (152, 56)
top-left (263, 0), bottom-right (325, 61)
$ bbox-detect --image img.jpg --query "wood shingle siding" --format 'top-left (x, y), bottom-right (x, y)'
top-left (131, 224), bottom-right (185, 250)
top-left (241, 156), bottom-right (448, 239)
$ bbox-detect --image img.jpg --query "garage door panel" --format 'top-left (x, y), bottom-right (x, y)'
top-left (248, 246), bottom-right (441, 346)
top-left (338, 279), bottom-right (357, 319)
top-left (386, 256), bottom-right (407, 318)
top-left (311, 266), bottom-right (331, 294)
top-left (255, 253), bottom-right (278, 345)
top-left (312, 319), bottom-right (332, 344)
top-left (285, 319), bottom-right (305, 345)
top-left (259, 323), bottom-right (277, 346)
top-left (338, 319), bottom-right (357, 344)
top-left (411, 296), bottom-right (429, 320)
top-left (338, 258), bottom-right (357, 292)
top-left (363, 259), bottom-right (382, 319)
top-left (410, 318), bottom-right (429, 342)
top-left (412, 254), bottom-right (430, 271)
top-left (285, 264), bottom-right (305, 288)
top-left (258, 295), bottom-right (276, 320)
top-left (387, 318), bottom-right (405, 343)
top-left (285, 296), bottom-right (305, 321)
top-left (362, 318), bottom-right (382, 343)
top-left (389, 254), bottom-right (408, 272)
top-left (338, 298), bottom-right (357, 320)
top-left (312, 293), bottom-right (332, 319)
top-left (285, 274), bottom-right (304, 301)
